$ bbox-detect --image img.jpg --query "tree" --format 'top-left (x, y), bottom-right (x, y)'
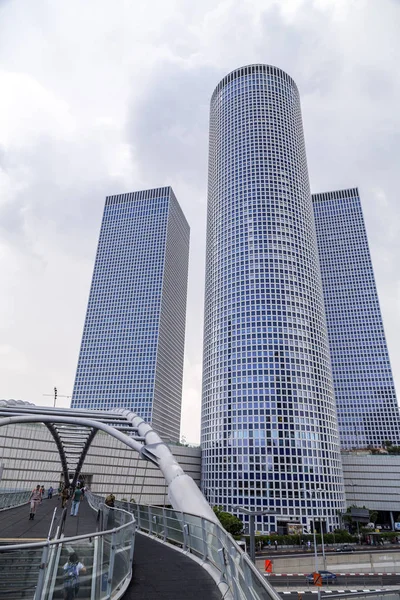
top-left (213, 506), bottom-right (244, 536)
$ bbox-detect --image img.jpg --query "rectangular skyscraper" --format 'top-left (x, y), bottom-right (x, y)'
top-left (313, 187), bottom-right (400, 449)
top-left (71, 187), bottom-right (190, 442)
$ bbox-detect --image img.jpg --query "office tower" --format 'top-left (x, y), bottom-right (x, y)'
top-left (313, 188), bottom-right (400, 449)
top-left (201, 64), bottom-right (345, 534)
top-left (72, 187), bottom-right (190, 441)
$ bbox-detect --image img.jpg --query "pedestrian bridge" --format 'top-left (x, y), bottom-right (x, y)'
top-left (0, 401), bottom-right (280, 599)
top-left (0, 491), bottom-right (225, 599)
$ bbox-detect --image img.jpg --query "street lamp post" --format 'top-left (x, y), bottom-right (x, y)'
top-left (230, 506), bottom-right (279, 564)
top-left (317, 490), bottom-right (327, 570)
top-left (311, 508), bottom-right (318, 573)
top-left (303, 488), bottom-right (326, 572)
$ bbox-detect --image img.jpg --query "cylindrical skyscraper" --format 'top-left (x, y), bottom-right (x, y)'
top-left (202, 65), bottom-right (345, 534)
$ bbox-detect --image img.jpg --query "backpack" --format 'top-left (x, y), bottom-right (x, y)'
top-left (64, 562), bottom-right (79, 589)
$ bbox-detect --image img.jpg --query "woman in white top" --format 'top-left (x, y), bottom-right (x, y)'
top-left (29, 485), bottom-right (42, 520)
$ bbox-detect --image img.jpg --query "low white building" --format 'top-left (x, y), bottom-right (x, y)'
top-left (0, 422), bottom-right (201, 505)
top-left (341, 451), bottom-right (400, 528)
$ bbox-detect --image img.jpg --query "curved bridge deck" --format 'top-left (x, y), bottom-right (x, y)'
top-left (0, 499), bottom-right (221, 599)
top-left (0, 496), bottom-right (98, 540)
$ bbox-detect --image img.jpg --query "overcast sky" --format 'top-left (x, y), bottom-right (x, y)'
top-left (0, 0), bottom-right (399, 443)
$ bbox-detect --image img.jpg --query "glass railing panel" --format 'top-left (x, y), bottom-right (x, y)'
top-left (148, 505), bottom-right (163, 538)
top-left (45, 538), bottom-right (95, 600)
top-left (0, 495), bottom-right (135, 600)
top-left (0, 547), bottom-right (43, 597)
top-left (0, 489), bottom-right (31, 509)
top-left (111, 521), bottom-right (135, 594)
top-left (137, 505), bottom-right (150, 532)
top-left (183, 513), bottom-right (205, 558)
top-left (203, 518), bottom-right (223, 569)
top-left (163, 509), bottom-right (184, 546)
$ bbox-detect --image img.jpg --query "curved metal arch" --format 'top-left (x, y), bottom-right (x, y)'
top-left (0, 413), bottom-right (217, 522)
top-left (70, 428), bottom-right (97, 489)
top-left (44, 423), bottom-right (70, 486)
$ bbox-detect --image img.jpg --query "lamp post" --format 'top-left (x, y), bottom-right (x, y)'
top-left (230, 506), bottom-right (279, 564)
top-left (303, 488), bottom-right (326, 572)
top-left (317, 489), bottom-right (327, 570)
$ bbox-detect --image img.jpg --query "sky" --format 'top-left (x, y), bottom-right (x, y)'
top-left (0, 0), bottom-right (399, 444)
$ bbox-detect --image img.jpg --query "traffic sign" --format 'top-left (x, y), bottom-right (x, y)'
top-left (313, 572), bottom-right (322, 586)
top-left (264, 559), bottom-right (273, 573)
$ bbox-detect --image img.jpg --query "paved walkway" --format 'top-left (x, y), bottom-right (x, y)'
top-left (0, 500), bottom-right (222, 598)
top-left (124, 531), bottom-right (222, 600)
top-left (0, 496), bottom-right (98, 540)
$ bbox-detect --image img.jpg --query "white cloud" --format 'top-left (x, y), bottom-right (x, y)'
top-left (0, 0), bottom-right (399, 444)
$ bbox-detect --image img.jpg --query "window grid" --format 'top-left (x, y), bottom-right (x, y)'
top-left (202, 64), bottom-right (345, 533)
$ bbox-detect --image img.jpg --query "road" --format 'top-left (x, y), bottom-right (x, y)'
top-left (268, 574), bottom-right (400, 587)
top-left (274, 592), bottom-right (400, 599)
top-left (258, 547), bottom-right (400, 559)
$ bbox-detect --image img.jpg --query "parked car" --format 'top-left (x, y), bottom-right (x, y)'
top-left (335, 544), bottom-right (356, 552)
top-left (306, 571), bottom-right (337, 583)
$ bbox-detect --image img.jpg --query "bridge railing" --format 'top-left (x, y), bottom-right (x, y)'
top-left (0, 489), bottom-right (31, 510)
top-left (91, 494), bottom-right (282, 600)
top-left (0, 497), bottom-right (135, 600)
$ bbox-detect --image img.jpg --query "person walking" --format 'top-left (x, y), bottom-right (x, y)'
top-left (70, 485), bottom-right (83, 517)
top-left (47, 486), bottom-right (54, 499)
top-left (61, 486), bottom-right (69, 509)
top-left (63, 551), bottom-right (86, 600)
top-left (274, 539), bottom-right (278, 551)
top-left (105, 492), bottom-right (115, 527)
top-left (29, 485), bottom-right (42, 520)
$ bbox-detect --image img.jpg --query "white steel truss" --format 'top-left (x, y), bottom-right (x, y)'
top-left (0, 400), bottom-right (216, 521)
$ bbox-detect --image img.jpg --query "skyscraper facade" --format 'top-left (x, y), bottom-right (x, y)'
top-left (313, 188), bottom-right (400, 449)
top-left (202, 64), bottom-right (345, 534)
top-left (71, 187), bottom-right (190, 442)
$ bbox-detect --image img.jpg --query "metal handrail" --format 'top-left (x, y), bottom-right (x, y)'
top-left (0, 489), bottom-right (31, 510)
top-left (0, 507), bottom-right (135, 552)
top-left (46, 507), bottom-right (58, 540)
top-left (99, 495), bottom-right (282, 600)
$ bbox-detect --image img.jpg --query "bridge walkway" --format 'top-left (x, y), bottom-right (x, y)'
top-left (0, 498), bottom-right (222, 599)
top-left (0, 496), bottom-right (98, 540)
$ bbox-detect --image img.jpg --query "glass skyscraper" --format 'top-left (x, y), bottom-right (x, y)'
top-left (313, 188), bottom-right (400, 449)
top-left (202, 64), bottom-right (345, 534)
top-left (71, 187), bottom-right (190, 442)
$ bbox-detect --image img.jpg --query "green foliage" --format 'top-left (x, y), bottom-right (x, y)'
top-left (213, 506), bottom-right (244, 536)
top-left (242, 529), bottom-right (357, 547)
top-left (375, 531), bottom-right (398, 540)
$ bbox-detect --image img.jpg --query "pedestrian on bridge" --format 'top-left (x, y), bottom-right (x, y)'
top-left (61, 486), bottom-right (69, 508)
top-left (70, 485), bottom-right (83, 517)
top-left (63, 551), bottom-right (86, 600)
top-left (29, 485), bottom-right (42, 520)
